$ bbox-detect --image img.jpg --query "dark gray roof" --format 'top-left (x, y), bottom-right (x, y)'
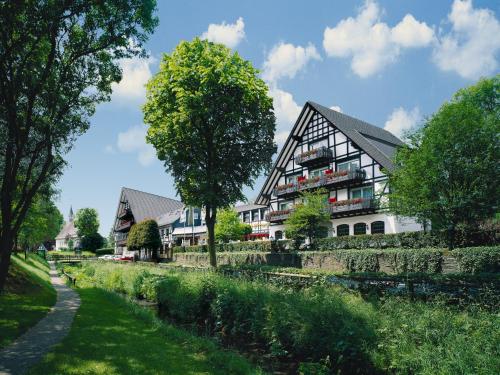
top-left (118, 187), bottom-right (183, 224)
top-left (157, 208), bottom-right (183, 227)
top-left (255, 102), bottom-right (403, 205)
top-left (234, 203), bottom-right (267, 213)
top-left (56, 220), bottom-right (78, 240)
top-left (308, 101), bottom-right (403, 168)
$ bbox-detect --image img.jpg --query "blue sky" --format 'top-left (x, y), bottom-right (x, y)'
top-left (55, 0), bottom-right (500, 236)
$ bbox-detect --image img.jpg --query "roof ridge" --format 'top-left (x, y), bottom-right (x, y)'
top-left (122, 186), bottom-right (181, 203)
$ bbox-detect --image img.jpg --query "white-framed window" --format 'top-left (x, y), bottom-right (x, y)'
top-left (309, 138), bottom-right (328, 150)
top-left (286, 173), bottom-right (302, 184)
top-left (337, 159), bottom-right (360, 171)
top-left (350, 186), bottom-right (373, 199)
top-left (309, 167), bottom-right (329, 178)
top-left (279, 201), bottom-right (293, 210)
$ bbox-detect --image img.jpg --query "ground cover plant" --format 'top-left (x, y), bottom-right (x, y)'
top-left (28, 286), bottom-right (261, 375)
top-left (68, 261), bottom-right (500, 374)
top-left (0, 254), bottom-right (56, 348)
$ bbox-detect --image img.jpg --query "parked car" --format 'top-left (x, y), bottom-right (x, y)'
top-left (98, 254), bottom-right (114, 260)
top-left (119, 256), bottom-right (133, 261)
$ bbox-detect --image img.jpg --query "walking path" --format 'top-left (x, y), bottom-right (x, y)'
top-left (0, 262), bottom-right (80, 375)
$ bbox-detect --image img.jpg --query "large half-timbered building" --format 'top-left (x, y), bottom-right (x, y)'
top-left (255, 101), bottom-right (422, 239)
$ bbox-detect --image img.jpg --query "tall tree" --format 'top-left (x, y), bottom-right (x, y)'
top-left (74, 208), bottom-right (99, 238)
top-left (284, 190), bottom-right (331, 249)
top-left (126, 219), bottom-right (161, 260)
top-left (215, 208), bottom-right (252, 243)
top-left (144, 39), bottom-right (276, 267)
top-left (388, 75), bottom-right (500, 248)
top-left (0, 1), bottom-right (158, 290)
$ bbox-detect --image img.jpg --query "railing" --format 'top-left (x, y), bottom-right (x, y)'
top-left (47, 254), bottom-right (97, 262)
top-left (116, 220), bottom-right (133, 232)
top-left (274, 169), bottom-right (365, 197)
top-left (329, 197), bottom-right (376, 216)
top-left (295, 146), bottom-right (333, 166)
top-left (266, 209), bottom-right (293, 222)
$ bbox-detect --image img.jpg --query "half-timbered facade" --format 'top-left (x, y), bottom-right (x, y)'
top-left (256, 101), bottom-right (422, 239)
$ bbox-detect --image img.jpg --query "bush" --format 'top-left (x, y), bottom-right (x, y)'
top-left (80, 232), bottom-right (104, 252)
top-left (95, 248), bottom-right (114, 256)
top-left (452, 246), bottom-right (500, 273)
top-left (173, 240), bottom-right (292, 254)
top-left (383, 248), bottom-right (443, 273)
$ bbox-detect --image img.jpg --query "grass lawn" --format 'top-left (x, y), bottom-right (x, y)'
top-left (28, 287), bottom-right (263, 375)
top-left (48, 250), bottom-right (95, 256)
top-left (0, 253), bottom-right (56, 349)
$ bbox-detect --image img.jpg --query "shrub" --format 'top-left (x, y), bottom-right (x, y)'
top-left (173, 240), bottom-right (292, 254)
top-left (452, 246), bottom-right (500, 273)
top-left (95, 248), bottom-right (114, 256)
top-left (330, 250), bottom-right (380, 272)
top-left (384, 248), bottom-right (443, 273)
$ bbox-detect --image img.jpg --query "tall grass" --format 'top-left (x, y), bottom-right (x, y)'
top-left (72, 261), bottom-right (500, 374)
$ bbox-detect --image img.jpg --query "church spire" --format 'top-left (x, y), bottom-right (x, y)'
top-left (69, 206), bottom-right (74, 222)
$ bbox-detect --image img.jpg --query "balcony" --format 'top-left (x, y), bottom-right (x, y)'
top-left (328, 198), bottom-right (376, 217)
top-left (116, 220), bottom-right (133, 232)
top-left (117, 207), bottom-right (132, 219)
top-left (274, 169), bottom-right (365, 198)
top-left (295, 146), bottom-right (333, 167)
top-left (266, 209), bottom-right (293, 223)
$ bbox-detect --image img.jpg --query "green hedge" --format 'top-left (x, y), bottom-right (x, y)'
top-left (173, 240), bottom-right (291, 254)
top-left (452, 246), bottom-right (500, 273)
top-left (95, 248), bottom-right (114, 256)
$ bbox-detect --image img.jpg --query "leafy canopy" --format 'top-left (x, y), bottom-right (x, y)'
top-left (285, 190), bottom-right (331, 248)
top-left (144, 38), bottom-right (276, 209)
top-left (127, 219), bottom-right (161, 251)
top-left (74, 208), bottom-right (99, 238)
top-left (80, 232), bottom-right (104, 252)
top-left (388, 75), bottom-right (500, 232)
top-left (215, 208), bottom-right (252, 243)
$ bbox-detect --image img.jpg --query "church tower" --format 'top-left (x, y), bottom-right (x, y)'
top-left (69, 206), bottom-right (74, 222)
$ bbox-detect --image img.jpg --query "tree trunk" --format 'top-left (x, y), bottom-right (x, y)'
top-left (205, 206), bottom-right (217, 268)
top-left (0, 232), bottom-right (14, 292)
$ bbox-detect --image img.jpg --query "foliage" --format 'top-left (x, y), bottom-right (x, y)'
top-left (0, 0), bottom-right (158, 291)
top-left (215, 208), bottom-right (251, 243)
top-left (74, 208), bottom-right (100, 238)
top-left (18, 193), bottom-right (63, 251)
top-left (389, 75), bottom-right (500, 247)
top-left (67, 239), bottom-right (74, 251)
top-left (107, 229), bottom-right (116, 249)
top-left (127, 220), bottom-right (161, 259)
top-left (144, 38), bottom-right (276, 266)
top-left (285, 190), bottom-right (331, 248)
top-left (95, 248), bottom-right (114, 256)
top-left (80, 232), bottom-right (104, 252)
top-left (74, 261), bottom-right (500, 374)
top-left (452, 246), bottom-right (500, 273)
top-left (174, 239), bottom-right (292, 253)
top-left (383, 248), bottom-right (443, 273)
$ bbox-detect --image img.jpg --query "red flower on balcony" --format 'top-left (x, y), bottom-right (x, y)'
top-left (324, 169), bottom-right (333, 175)
top-left (297, 176), bottom-right (306, 182)
top-left (329, 197), bottom-right (337, 203)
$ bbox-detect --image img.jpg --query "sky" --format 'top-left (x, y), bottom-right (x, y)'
top-left (55, 0), bottom-right (500, 236)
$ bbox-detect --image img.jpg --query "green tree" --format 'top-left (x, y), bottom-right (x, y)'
top-left (107, 229), bottom-right (116, 249)
top-left (144, 39), bottom-right (276, 267)
top-left (74, 208), bottom-right (100, 238)
top-left (18, 194), bottom-right (63, 253)
top-left (215, 208), bottom-right (251, 243)
top-left (126, 220), bottom-right (161, 260)
top-left (80, 232), bottom-right (104, 252)
top-left (388, 75), bottom-right (500, 248)
top-left (0, 1), bottom-right (158, 290)
top-left (285, 190), bottom-right (331, 249)
top-left (67, 238), bottom-right (74, 252)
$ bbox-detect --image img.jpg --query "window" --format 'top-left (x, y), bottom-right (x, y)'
top-left (243, 212), bottom-right (250, 223)
top-left (350, 186), bottom-right (373, 199)
top-left (337, 159), bottom-right (360, 171)
top-left (252, 210), bottom-right (260, 221)
top-left (260, 208), bottom-right (267, 220)
top-left (310, 167), bottom-right (329, 178)
top-left (309, 138), bottom-right (328, 150)
top-left (371, 221), bottom-right (385, 234)
top-left (337, 224), bottom-right (349, 236)
top-left (354, 223), bottom-right (367, 235)
top-left (279, 201), bottom-right (292, 211)
top-left (286, 173), bottom-right (302, 184)
top-left (194, 210), bottom-right (200, 220)
top-left (275, 231), bottom-right (283, 240)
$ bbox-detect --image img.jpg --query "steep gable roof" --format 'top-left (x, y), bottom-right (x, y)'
top-left (255, 102), bottom-right (403, 205)
top-left (115, 188), bottom-right (183, 228)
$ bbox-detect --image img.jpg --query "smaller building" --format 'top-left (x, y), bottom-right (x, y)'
top-left (235, 203), bottom-right (269, 240)
top-left (55, 207), bottom-right (80, 250)
top-left (171, 206), bottom-right (206, 246)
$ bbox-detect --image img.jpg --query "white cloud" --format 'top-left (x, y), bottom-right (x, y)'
top-left (433, 0), bottom-right (500, 80)
top-left (111, 56), bottom-right (155, 103)
top-left (384, 107), bottom-right (421, 138)
top-left (330, 105), bottom-right (343, 113)
top-left (117, 125), bottom-right (156, 166)
top-left (323, 0), bottom-right (434, 77)
top-left (268, 87), bottom-right (302, 146)
top-left (262, 42), bottom-right (321, 83)
top-left (104, 145), bottom-right (115, 154)
top-left (201, 17), bottom-right (245, 48)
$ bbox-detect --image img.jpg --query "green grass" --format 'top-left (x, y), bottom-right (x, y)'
top-left (29, 287), bottom-right (263, 375)
top-left (48, 250), bottom-right (94, 256)
top-left (0, 253), bottom-right (56, 349)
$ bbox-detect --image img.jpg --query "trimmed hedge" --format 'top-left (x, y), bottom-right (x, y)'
top-left (95, 248), bottom-right (114, 256)
top-left (452, 246), bottom-right (500, 273)
top-left (173, 240), bottom-right (291, 254)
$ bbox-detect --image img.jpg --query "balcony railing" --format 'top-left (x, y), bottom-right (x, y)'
top-left (116, 220), bottom-right (133, 232)
top-left (266, 209), bottom-right (293, 223)
top-left (274, 169), bottom-right (365, 198)
top-left (295, 146), bottom-right (333, 166)
top-left (117, 207), bottom-right (132, 219)
top-left (328, 197), bottom-right (376, 216)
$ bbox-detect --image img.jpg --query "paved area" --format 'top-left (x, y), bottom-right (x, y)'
top-left (0, 262), bottom-right (80, 375)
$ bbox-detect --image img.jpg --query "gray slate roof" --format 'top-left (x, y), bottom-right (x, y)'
top-left (156, 208), bottom-right (183, 227)
top-left (117, 187), bottom-right (183, 226)
top-left (55, 221), bottom-right (78, 240)
top-left (234, 203), bottom-right (267, 213)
